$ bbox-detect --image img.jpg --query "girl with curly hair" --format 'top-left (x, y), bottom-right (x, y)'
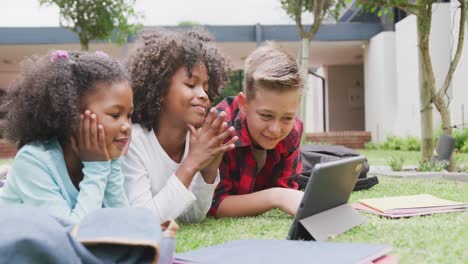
top-left (123, 28), bottom-right (236, 223)
top-left (0, 50), bottom-right (133, 223)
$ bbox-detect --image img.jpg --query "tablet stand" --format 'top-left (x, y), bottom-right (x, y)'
top-left (298, 203), bottom-right (364, 241)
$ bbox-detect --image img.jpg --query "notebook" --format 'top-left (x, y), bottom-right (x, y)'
top-left (175, 239), bottom-right (392, 264)
top-left (355, 194), bottom-right (468, 218)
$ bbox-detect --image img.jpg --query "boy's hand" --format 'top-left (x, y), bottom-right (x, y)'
top-left (71, 110), bottom-right (111, 162)
top-left (271, 188), bottom-right (303, 216)
top-left (185, 108), bottom-right (237, 175)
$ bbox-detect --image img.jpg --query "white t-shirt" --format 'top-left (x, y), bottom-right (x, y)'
top-left (122, 124), bottom-right (220, 223)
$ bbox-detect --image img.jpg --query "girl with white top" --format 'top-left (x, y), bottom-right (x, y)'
top-left (123, 29), bottom-right (237, 223)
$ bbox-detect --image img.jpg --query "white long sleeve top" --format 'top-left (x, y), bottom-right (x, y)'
top-left (122, 124), bottom-right (219, 223)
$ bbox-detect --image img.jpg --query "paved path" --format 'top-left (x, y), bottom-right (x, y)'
top-left (369, 166), bottom-right (468, 182)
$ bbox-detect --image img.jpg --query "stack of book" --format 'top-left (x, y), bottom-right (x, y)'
top-left (353, 194), bottom-right (468, 218)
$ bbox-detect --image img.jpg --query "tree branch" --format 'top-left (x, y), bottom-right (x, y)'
top-left (295, 0), bottom-right (305, 37)
top-left (437, 0), bottom-right (466, 99)
top-left (360, 0), bottom-right (421, 16)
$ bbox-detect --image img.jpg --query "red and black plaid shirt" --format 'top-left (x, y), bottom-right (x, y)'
top-left (209, 96), bottom-right (303, 216)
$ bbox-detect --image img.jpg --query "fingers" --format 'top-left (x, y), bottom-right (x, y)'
top-left (201, 108), bottom-right (217, 131)
top-left (210, 111), bottom-right (225, 132)
top-left (187, 124), bottom-right (197, 135)
top-left (224, 135), bottom-right (239, 146)
top-left (76, 110), bottom-right (110, 161)
top-left (83, 110), bottom-right (91, 148)
top-left (90, 113), bottom-right (98, 147)
top-left (213, 126), bottom-right (235, 145)
top-left (97, 124), bottom-right (106, 150)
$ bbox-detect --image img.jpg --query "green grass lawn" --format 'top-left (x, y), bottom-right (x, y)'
top-left (358, 149), bottom-right (468, 167)
top-left (177, 177), bottom-right (467, 264)
top-left (1, 151), bottom-right (467, 263)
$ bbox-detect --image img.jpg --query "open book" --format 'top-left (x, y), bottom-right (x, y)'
top-left (353, 194), bottom-right (468, 218)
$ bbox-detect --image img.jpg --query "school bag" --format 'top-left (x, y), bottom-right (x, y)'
top-left (298, 144), bottom-right (378, 191)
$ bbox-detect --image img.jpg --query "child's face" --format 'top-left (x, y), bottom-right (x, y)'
top-left (239, 88), bottom-right (300, 150)
top-left (162, 63), bottom-right (210, 128)
top-left (81, 80), bottom-right (133, 159)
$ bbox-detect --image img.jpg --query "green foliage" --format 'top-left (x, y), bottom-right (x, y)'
top-left (461, 139), bottom-right (468, 153)
top-left (388, 156), bottom-right (405, 171)
top-left (364, 142), bottom-right (380, 150)
top-left (452, 128), bottom-right (468, 152)
top-left (212, 70), bottom-right (243, 106)
top-left (177, 21), bottom-right (202, 26)
top-left (381, 136), bottom-right (404, 150)
top-left (39, 0), bottom-right (143, 50)
top-left (455, 154), bottom-right (468, 172)
top-left (281, 0), bottom-right (347, 21)
top-left (418, 160), bottom-right (448, 172)
top-left (367, 136), bottom-right (422, 151)
top-left (401, 136), bottom-right (421, 151)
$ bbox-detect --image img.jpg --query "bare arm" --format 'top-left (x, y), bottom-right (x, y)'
top-left (215, 188), bottom-right (303, 218)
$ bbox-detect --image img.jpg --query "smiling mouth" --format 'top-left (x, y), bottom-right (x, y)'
top-left (263, 135), bottom-right (280, 141)
top-left (193, 105), bottom-right (207, 113)
top-left (114, 139), bottom-right (129, 149)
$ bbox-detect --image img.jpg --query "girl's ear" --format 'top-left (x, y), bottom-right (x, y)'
top-left (237, 92), bottom-right (247, 114)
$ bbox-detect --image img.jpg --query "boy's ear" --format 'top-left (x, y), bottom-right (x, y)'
top-left (237, 92), bottom-right (247, 114)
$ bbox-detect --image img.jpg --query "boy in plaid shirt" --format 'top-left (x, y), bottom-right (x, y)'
top-left (209, 42), bottom-right (304, 218)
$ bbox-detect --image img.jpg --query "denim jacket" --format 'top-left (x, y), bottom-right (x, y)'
top-left (0, 205), bottom-right (174, 264)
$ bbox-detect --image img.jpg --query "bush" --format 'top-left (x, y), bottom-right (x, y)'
top-left (456, 155), bottom-right (468, 172)
top-left (452, 128), bottom-right (468, 153)
top-left (379, 136), bottom-right (420, 151)
top-left (381, 136), bottom-right (404, 150)
top-left (388, 156), bottom-right (405, 171)
top-left (402, 136), bottom-right (421, 151)
top-left (364, 142), bottom-right (380, 150)
top-left (417, 160), bottom-right (448, 172)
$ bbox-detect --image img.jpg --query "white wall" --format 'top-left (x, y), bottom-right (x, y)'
top-left (304, 67), bottom-right (325, 133)
top-left (394, 15), bottom-right (421, 138)
top-left (365, 3), bottom-right (457, 142)
top-left (393, 3), bottom-right (453, 137)
top-left (364, 32), bottom-right (397, 142)
top-left (450, 1), bottom-right (468, 130)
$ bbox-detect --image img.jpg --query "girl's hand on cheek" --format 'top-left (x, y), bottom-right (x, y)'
top-left (71, 110), bottom-right (111, 162)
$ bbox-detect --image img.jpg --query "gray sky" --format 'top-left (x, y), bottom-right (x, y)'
top-left (1, 0), bottom-right (314, 27)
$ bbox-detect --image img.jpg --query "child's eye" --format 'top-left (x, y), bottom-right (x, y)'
top-left (109, 113), bottom-right (120, 119)
top-left (260, 114), bottom-right (273, 120)
top-left (185, 83), bottom-right (195, 88)
top-left (282, 117), bottom-right (294, 122)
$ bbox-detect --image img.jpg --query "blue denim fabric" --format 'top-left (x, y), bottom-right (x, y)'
top-left (0, 205), bottom-right (100, 264)
top-left (0, 205), bottom-right (174, 264)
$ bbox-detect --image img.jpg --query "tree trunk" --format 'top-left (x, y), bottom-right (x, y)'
top-left (432, 0), bottom-right (467, 171)
top-left (300, 37), bottom-right (310, 144)
top-left (79, 33), bottom-right (89, 51)
top-left (80, 40), bottom-right (89, 51)
top-left (416, 15), bottom-right (435, 162)
top-left (433, 95), bottom-right (455, 171)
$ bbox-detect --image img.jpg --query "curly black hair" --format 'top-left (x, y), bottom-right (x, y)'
top-left (126, 28), bottom-right (232, 131)
top-left (1, 51), bottom-right (128, 148)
